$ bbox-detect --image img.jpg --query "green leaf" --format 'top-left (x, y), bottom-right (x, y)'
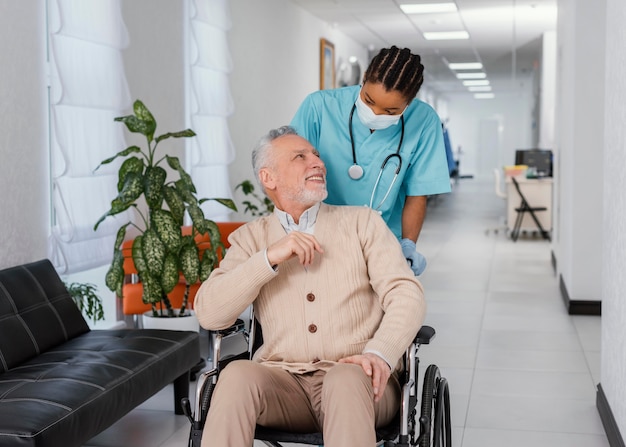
top-left (105, 250), bottom-right (124, 296)
top-left (132, 99), bottom-right (157, 142)
top-left (199, 249), bottom-right (218, 281)
top-left (205, 220), bottom-right (221, 248)
top-left (235, 180), bottom-right (255, 195)
top-left (163, 185), bottom-right (185, 225)
top-left (180, 241), bottom-right (200, 285)
top-left (114, 115), bottom-right (149, 136)
top-left (117, 172), bottom-right (144, 206)
top-left (188, 205), bottom-right (207, 233)
top-left (200, 197), bottom-right (238, 212)
top-left (151, 209), bottom-right (182, 253)
top-left (113, 223), bottom-right (130, 251)
top-left (94, 146), bottom-right (141, 172)
top-left (144, 166), bottom-right (167, 208)
top-left (131, 235), bottom-right (148, 275)
top-left (167, 156), bottom-right (197, 195)
top-left (175, 179), bottom-right (198, 205)
top-left (142, 228), bottom-right (165, 276)
top-left (118, 156), bottom-right (145, 191)
top-left (141, 273), bottom-right (163, 304)
top-left (161, 253), bottom-right (179, 293)
top-left (155, 129), bottom-right (196, 144)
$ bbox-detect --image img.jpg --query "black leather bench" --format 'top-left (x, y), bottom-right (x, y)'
top-left (0, 259), bottom-right (201, 447)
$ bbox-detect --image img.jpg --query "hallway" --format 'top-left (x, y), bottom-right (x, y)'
top-left (85, 179), bottom-right (607, 447)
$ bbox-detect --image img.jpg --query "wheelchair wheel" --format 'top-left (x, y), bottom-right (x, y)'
top-left (418, 365), bottom-right (451, 447)
top-left (199, 379), bottom-right (216, 429)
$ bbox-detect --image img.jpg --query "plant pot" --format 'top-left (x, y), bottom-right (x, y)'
top-left (141, 309), bottom-right (200, 332)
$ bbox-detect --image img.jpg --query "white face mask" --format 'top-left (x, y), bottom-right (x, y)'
top-left (355, 92), bottom-right (403, 130)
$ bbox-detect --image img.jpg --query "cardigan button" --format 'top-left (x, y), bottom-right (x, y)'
top-left (306, 293), bottom-right (315, 302)
top-left (308, 324), bottom-right (317, 333)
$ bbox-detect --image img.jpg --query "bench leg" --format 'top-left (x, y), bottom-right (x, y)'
top-left (174, 371), bottom-right (190, 415)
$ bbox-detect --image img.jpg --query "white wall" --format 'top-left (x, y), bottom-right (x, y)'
top-left (0, 1), bottom-right (49, 269)
top-left (121, 0), bottom-right (185, 152)
top-left (602, 0), bottom-right (626, 436)
top-left (227, 0), bottom-right (368, 220)
top-left (443, 85), bottom-right (535, 180)
top-left (554, 0), bottom-right (604, 303)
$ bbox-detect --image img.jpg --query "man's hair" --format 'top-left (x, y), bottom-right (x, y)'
top-left (252, 125), bottom-right (299, 190)
top-left (363, 46), bottom-right (425, 101)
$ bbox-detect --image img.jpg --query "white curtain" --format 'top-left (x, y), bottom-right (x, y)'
top-left (47, 0), bottom-right (132, 274)
top-left (187, 0), bottom-right (235, 221)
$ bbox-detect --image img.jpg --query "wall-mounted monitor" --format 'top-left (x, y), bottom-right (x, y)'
top-left (515, 149), bottom-right (553, 177)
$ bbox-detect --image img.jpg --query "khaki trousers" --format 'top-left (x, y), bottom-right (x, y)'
top-left (201, 360), bottom-right (400, 447)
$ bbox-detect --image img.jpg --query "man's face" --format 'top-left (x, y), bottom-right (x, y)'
top-left (263, 134), bottom-right (327, 208)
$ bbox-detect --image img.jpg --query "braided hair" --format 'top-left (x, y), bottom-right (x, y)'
top-left (363, 46), bottom-right (425, 101)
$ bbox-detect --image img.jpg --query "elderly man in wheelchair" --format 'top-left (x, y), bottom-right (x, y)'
top-left (190, 126), bottom-right (450, 447)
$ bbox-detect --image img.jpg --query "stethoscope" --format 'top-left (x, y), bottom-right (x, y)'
top-left (348, 103), bottom-right (405, 211)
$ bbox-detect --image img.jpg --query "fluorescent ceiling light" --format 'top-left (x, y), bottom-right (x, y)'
top-left (474, 93), bottom-right (495, 99)
top-left (449, 62), bottom-right (483, 70)
top-left (423, 31), bottom-right (469, 40)
top-left (456, 72), bottom-right (486, 79)
top-left (400, 3), bottom-right (457, 14)
top-left (468, 86), bottom-right (492, 92)
top-left (463, 80), bottom-right (490, 86)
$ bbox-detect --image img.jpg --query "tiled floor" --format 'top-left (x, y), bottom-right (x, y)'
top-left (84, 179), bottom-right (607, 447)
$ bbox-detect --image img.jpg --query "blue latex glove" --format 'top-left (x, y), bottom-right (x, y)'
top-left (401, 238), bottom-right (427, 276)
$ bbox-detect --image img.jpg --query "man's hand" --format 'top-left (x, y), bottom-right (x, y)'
top-left (266, 231), bottom-right (324, 267)
top-left (338, 353), bottom-right (391, 402)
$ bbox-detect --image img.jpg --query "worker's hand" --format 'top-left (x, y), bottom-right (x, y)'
top-left (401, 238), bottom-right (427, 276)
top-left (338, 353), bottom-right (391, 402)
top-left (267, 231), bottom-right (324, 267)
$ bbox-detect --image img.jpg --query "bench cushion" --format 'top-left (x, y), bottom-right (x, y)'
top-left (0, 328), bottom-right (199, 447)
top-left (0, 260), bottom-right (201, 447)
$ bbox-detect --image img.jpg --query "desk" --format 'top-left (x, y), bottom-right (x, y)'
top-left (506, 176), bottom-right (553, 234)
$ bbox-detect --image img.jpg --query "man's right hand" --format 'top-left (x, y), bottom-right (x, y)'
top-left (266, 232), bottom-right (324, 267)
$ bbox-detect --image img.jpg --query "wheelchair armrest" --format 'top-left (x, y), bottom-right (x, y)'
top-left (414, 325), bottom-right (436, 344)
top-left (214, 318), bottom-right (246, 337)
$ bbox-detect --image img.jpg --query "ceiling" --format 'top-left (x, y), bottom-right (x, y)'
top-left (287, 0), bottom-right (557, 97)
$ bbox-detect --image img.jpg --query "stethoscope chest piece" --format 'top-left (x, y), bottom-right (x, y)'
top-left (348, 164), bottom-right (364, 180)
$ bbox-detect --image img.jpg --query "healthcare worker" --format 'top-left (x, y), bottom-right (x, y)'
top-left (291, 46), bottom-right (451, 275)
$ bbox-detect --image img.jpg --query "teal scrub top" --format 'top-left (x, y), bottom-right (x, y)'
top-left (291, 85), bottom-right (451, 239)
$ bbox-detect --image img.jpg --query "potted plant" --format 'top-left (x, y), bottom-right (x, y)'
top-left (65, 282), bottom-right (105, 324)
top-left (235, 179), bottom-right (274, 217)
top-left (94, 99), bottom-right (236, 320)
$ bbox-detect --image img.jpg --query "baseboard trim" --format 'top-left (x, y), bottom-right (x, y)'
top-left (559, 274), bottom-right (602, 315)
top-left (597, 383), bottom-right (626, 447)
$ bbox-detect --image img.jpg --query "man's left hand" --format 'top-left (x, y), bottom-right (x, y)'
top-left (338, 353), bottom-right (391, 402)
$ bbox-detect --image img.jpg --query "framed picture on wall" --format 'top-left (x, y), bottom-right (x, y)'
top-left (320, 38), bottom-right (335, 90)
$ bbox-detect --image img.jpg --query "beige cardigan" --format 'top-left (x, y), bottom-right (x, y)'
top-left (195, 204), bottom-right (426, 373)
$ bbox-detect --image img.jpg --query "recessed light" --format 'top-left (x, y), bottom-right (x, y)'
top-left (449, 62), bottom-right (483, 70)
top-left (463, 80), bottom-right (490, 86)
top-left (400, 3), bottom-right (457, 14)
top-left (474, 93), bottom-right (495, 99)
top-left (423, 31), bottom-right (469, 40)
top-left (456, 72), bottom-right (487, 79)
top-left (468, 86), bottom-right (492, 92)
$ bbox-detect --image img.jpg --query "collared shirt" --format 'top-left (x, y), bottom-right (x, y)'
top-left (263, 202), bottom-right (321, 271)
top-left (274, 202), bottom-right (321, 235)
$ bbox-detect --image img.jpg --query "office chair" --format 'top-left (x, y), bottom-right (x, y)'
top-left (182, 313), bottom-right (451, 447)
top-left (510, 176), bottom-right (551, 242)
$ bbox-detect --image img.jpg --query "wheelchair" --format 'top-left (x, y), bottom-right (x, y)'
top-left (182, 313), bottom-right (451, 447)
